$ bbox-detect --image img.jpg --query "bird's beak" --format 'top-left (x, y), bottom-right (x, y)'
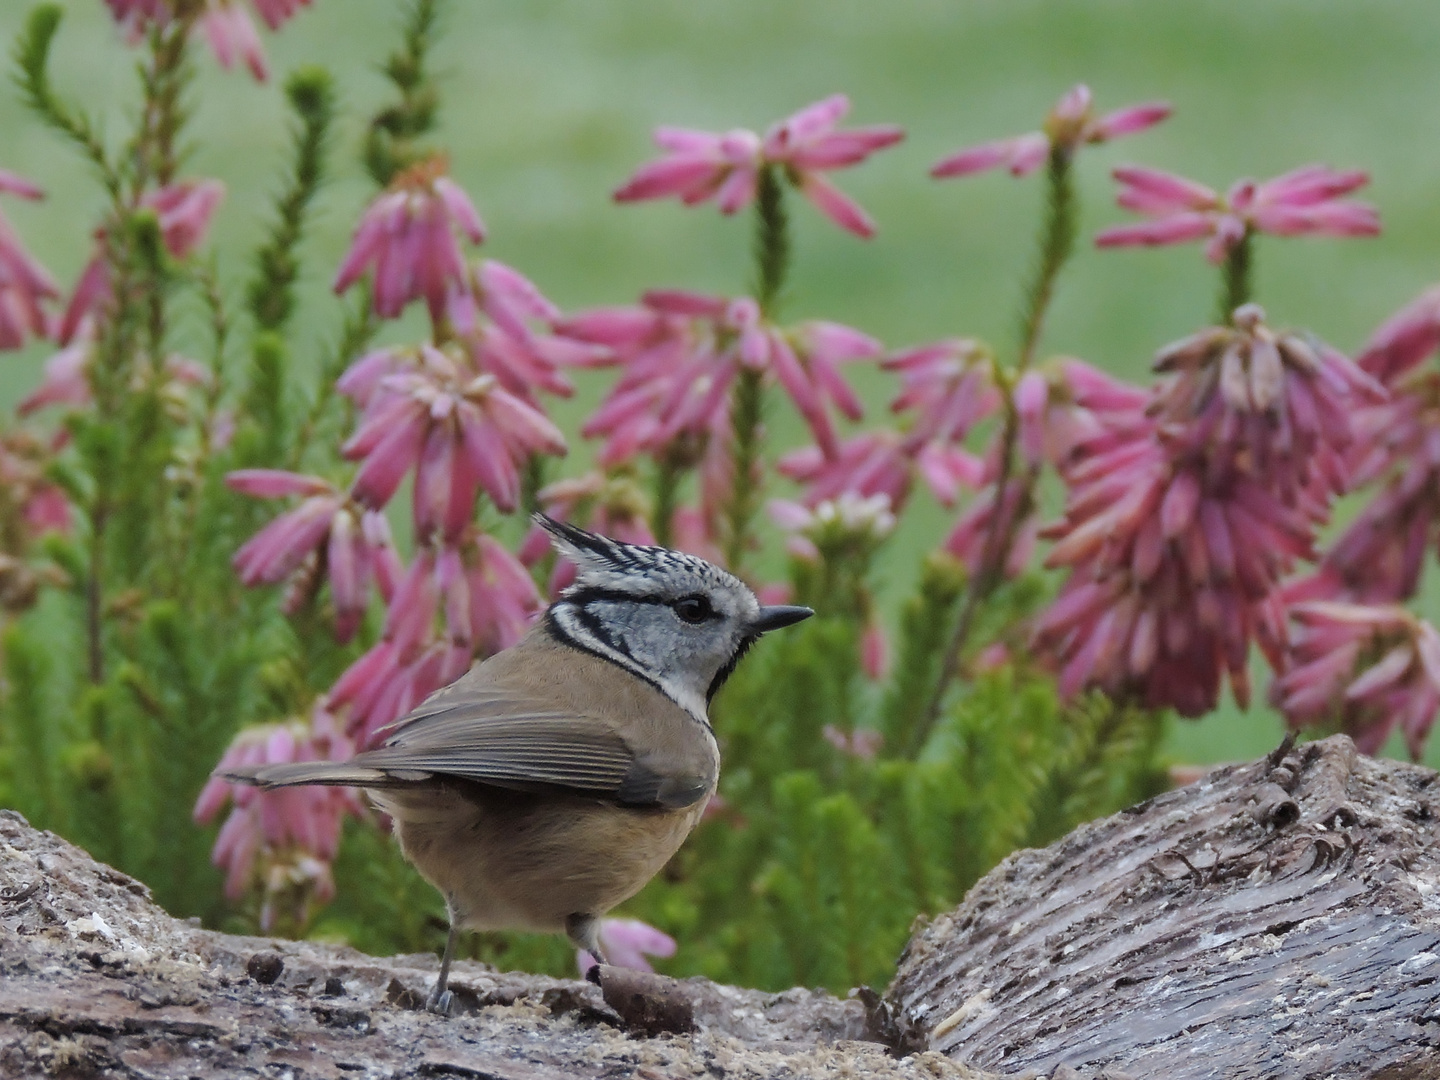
top-left (751, 605), bottom-right (814, 634)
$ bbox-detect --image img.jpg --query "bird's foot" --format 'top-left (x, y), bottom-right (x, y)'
top-left (425, 988), bottom-right (454, 1016)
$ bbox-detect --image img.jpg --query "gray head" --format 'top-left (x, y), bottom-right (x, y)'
top-left (536, 515), bottom-right (812, 723)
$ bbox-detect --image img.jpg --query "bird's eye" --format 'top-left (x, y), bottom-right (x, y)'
top-left (673, 595), bottom-right (714, 624)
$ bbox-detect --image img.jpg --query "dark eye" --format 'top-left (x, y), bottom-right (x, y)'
top-left (673, 595), bottom-right (714, 624)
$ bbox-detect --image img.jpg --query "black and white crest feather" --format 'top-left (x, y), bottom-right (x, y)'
top-left (533, 514), bottom-right (764, 723)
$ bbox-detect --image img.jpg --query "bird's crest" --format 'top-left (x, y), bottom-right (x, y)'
top-left (533, 513), bottom-right (733, 597)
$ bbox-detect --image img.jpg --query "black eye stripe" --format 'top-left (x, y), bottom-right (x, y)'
top-left (565, 586), bottom-right (673, 607)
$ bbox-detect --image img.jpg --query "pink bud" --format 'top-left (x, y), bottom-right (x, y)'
top-left (1051, 84), bottom-right (1093, 125)
top-left (1013, 371), bottom-right (1049, 465)
top-left (227, 469), bottom-right (335, 499)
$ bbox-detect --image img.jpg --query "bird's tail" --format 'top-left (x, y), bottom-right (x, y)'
top-left (221, 761), bottom-right (391, 788)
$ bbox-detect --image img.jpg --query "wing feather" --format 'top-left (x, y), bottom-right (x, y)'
top-left (350, 689), bottom-right (706, 808)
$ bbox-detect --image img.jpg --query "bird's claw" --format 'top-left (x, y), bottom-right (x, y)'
top-left (426, 988), bottom-right (454, 1016)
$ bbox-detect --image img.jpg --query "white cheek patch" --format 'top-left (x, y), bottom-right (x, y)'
top-left (549, 605), bottom-right (711, 727)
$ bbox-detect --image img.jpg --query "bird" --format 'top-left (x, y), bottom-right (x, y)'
top-left (222, 513), bottom-right (813, 1012)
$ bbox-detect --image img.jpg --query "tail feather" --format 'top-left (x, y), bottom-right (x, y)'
top-left (221, 762), bottom-right (393, 788)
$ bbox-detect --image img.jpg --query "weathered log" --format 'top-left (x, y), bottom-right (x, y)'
top-left (0, 808), bottom-right (984, 1079)
top-left (887, 734), bottom-right (1440, 1079)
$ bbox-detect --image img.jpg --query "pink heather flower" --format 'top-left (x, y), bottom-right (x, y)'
top-left (1097, 164), bottom-right (1379, 264)
top-left (860, 620), bottom-right (889, 681)
top-left (329, 536), bottom-right (538, 748)
top-left (1032, 313), bottom-right (1369, 717)
top-left (141, 179), bottom-right (225, 258)
top-left (334, 158), bottom-right (486, 323)
top-left (1271, 602), bottom-right (1440, 758)
top-left (340, 344), bottom-right (566, 532)
top-left (0, 431), bottom-right (73, 540)
top-left (228, 470), bottom-right (398, 642)
top-left (944, 481), bottom-right (1035, 580)
top-left (884, 338), bottom-right (1001, 450)
top-left (577, 918), bottom-right (677, 977)
top-left (449, 260), bottom-right (609, 402)
top-left (1036, 301), bottom-right (1380, 717)
top-left (1355, 284), bottom-right (1440, 386)
top-left (933, 84), bottom-right (1169, 180)
top-left (615, 94), bottom-right (902, 238)
top-left (18, 340), bottom-right (90, 415)
top-left (249, 0), bottom-right (312, 31)
top-left (1038, 445), bottom-right (1298, 715)
top-left (196, 712), bottom-right (363, 908)
top-left (330, 557), bottom-right (450, 750)
top-left (1013, 370), bottom-right (1050, 466)
top-left (761, 94), bottom-right (904, 238)
top-left (450, 534), bottom-right (545, 657)
top-left (103, 0), bottom-right (170, 40)
top-left (1044, 359), bottom-right (1155, 465)
top-left (615, 126), bottom-right (762, 212)
top-left (822, 724), bottom-right (883, 760)
top-left (1150, 304), bottom-right (1383, 506)
top-left (23, 484), bottom-right (71, 536)
top-left (0, 170), bottom-right (42, 201)
top-left (779, 431), bottom-right (915, 511)
top-left (1286, 290), bottom-right (1440, 607)
top-left (57, 247), bottom-right (110, 346)
top-left (0, 175), bottom-right (57, 350)
top-left (200, 1), bottom-right (269, 81)
top-left (55, 185), bottom-right (217, 344)
top-left (563, 291), bottom-right (872, 466)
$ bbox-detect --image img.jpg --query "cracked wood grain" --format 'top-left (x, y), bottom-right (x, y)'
top-left (886, 735), bottom-right (1440, 1080)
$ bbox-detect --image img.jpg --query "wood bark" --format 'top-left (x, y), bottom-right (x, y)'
top-left (5, 734), bottom-right (1440, 1078)
top-left (886, 734), bottom-right (1440, 1079)
top-left (0, 808), bottom-right (982, 1079)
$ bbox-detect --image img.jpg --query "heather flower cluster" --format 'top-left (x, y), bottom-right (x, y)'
top-left (1271, 604), bottom-right (1440, 757)
top-left (193, 713), bottom-right (362, 929)
top-left (615, 93), bottom-right (903, 238)
top-left (932, 83), bottom-right (1169, 179)
top-left (1036, 306), bottom-right (1380, 715)
top-left (1097, 164), bottom-right (1378, 264)
top-left (217, 157), bottom-right (564, 777)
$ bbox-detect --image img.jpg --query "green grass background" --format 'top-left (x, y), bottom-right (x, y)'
top-left (1, 0), bottom-right (1439, 768)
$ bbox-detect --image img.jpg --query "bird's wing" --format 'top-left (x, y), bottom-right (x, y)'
top-left (351, 686), bottom-right (709, 809)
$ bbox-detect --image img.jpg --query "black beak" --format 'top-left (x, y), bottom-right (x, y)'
top-left (751, 605), bottom-right (814, 634)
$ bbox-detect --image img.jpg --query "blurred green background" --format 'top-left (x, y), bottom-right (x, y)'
top-left (1, 0), bottom-right (1438, 768)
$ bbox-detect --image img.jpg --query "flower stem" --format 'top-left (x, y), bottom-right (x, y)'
top-left (1218, 231), bottom-right (1254, 324)
top-left (912, 142), bottom-right (1077, 753)
top-left (752, 165), bottom-right (790, 318)
top-left (1016, 143), bottom-right (1077, 370)
top-left (721, 166), bottom-right (791, 572)
top-left (364, 0), bottom-right (442, 187)
top-left (133, 17), bottom-right (194, 193)
top-left (722, 368), bottom-right (765, 571)
top-left (653, 455), bottom-right (681, 548)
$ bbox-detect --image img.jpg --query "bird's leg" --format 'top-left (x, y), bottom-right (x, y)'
top-left (565, 912), bottom-right (608, 984)
top-left (426, 903), bottom-right (460, 1015)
